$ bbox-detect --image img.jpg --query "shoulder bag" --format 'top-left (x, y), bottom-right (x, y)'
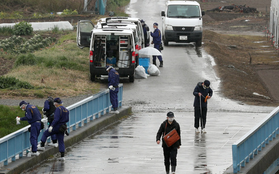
top-left (163, 122), bottom-right (180, 147)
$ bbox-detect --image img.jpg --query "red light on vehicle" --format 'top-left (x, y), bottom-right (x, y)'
top-left (90, 51), bottom-right (93, 63)
top-left (132, 51), bottom-right (136, 63)
top-left (135, 45), bottom-right (139, 50)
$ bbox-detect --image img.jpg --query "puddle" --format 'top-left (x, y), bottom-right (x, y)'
top-left (254, 41), bottom-right (266, 43)
top-left (260, 45), bottom-right (270, 48)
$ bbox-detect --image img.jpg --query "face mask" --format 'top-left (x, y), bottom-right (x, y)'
top-left (168, 118), bottom-right (174, 122)
top-left (22, 108), bottom-right (25, 111)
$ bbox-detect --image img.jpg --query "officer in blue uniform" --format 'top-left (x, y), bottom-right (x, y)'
top-left (42, 96), bottom-right (58, 147)
top-left (150, 22), bottom-right (163, 67)
top-left (141, 19), bottom-right (150, 47)
top-left (193, 80), bottom-right (213, 133)
top-left (106, 66), bottom-right (120, 114)
top-left (39, 98), bottom-right (69, 161)
top-left (17, 101), bottom-right (42, 157)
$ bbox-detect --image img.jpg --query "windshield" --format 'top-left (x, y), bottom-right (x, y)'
top-left (167, 5), bottom-right (200, 18)
top-left (80, 21), bottom-right (94, 32)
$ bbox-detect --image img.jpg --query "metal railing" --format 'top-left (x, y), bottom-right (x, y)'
top-left (0, 84), bottom-right (123, 167)
top-left (232, 106), bottom-right (279, 173)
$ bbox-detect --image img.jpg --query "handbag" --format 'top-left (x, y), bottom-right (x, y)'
top-left (163, 122), bottom-right (180, 147)
top-left (160, 43), bottom-right (164, 50)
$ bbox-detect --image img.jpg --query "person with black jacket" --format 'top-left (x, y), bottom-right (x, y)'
top-left (193, 80), bottom-right (213, 133)
top-left (156, 111), bottom-right (181, 174)
top-left (42, 96), bottom-right (58, 147)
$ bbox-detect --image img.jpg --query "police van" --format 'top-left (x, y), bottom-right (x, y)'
top-left (161, 1), bottom-right (205, 47)
top-left (97, 17), bottom-right (146, 49)
top-left (76, 20), bottom-right (136, 82)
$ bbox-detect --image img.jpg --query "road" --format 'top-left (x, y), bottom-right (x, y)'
top-left (23, 0), bottom-right (275, 173)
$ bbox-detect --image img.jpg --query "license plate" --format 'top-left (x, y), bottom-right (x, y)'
top-left (179, 36), bottom-right (188, 40)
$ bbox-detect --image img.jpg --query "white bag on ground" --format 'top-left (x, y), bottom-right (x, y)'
top-left (135, 65), bottom-right (148, 79)
top-left (148, 64), bottom-right (160, 76)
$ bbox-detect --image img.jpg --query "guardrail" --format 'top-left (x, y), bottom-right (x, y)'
top-left (232, 106), bottom-right (279, 173)
top-left (0, 84), bottom-right (123, 167)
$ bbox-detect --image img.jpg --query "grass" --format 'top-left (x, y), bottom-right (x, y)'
top-left (0, 105), bottom-right (30, 138)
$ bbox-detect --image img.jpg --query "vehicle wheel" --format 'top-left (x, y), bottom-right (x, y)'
top-left (90, 73), bottom-right (95, 82)
top-left (163, 36), bottom-right (169, 46)
top-left (129, 74), bottom-right (134, 83)
top-left (196, 39), bottom-right (202, 47)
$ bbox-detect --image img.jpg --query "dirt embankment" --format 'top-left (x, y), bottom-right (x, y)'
top-left (201, 0), bottom-right (279, 106)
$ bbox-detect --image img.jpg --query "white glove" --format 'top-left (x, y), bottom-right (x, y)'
top-left (16, 116), bottom-right (20, 125)
top-left (109, 85), bottom-right (115, 91)
top-left (42, 108), bottom-right (46, 113)
top-left (48, 126), bottom-right (53, 133)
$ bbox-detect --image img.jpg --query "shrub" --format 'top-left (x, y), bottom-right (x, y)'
top-left (14, 54), bottom-right (37, 67)
top-left (13, 21), bottom-right (33, 35)
top-left (0, 76), bottom-right (33, 89)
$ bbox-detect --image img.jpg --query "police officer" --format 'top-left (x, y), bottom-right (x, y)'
top-left (150, 22), bottom-right (163, 67)
top-left (42, 96), bottom-right (58, 147)
top-left (156, 112), bottom-right (181, 174)
top-left (16, 101), bottom-right (42, 157)
top-left (140, 19), bottom-right (150, 47)
top-left (39, 98), bottom-right (69, 161)
top-left (193, 80), bottom-right (213, 133)
top-left (106, 66), bottom-right (120, 114)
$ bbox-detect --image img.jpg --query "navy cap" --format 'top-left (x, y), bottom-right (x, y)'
top-left (140, 19), bottom-right (144, 23)
top-left (204, 80), bottom-right (210, 87)
top-left (167, 111), bottom-right (174, 118)
top-left (54, 98), bottom-right (62, 104)
top-left (153, 22), bottom-right (158, 26)
top-left (19, 101), bottom-right (28, 107)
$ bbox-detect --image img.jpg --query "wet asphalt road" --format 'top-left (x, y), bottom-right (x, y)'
top-left (22, 0), bottom-right (275, 173)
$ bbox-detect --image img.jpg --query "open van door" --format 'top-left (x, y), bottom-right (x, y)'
top-left (76, 20), bottom-right (95, 48)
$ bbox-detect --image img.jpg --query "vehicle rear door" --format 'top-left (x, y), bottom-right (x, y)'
top-left (76, 20), bottom-right (95, 48)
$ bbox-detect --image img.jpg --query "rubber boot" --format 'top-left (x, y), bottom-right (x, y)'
top-left (165, 165), bottom-right (170, 174)
top-left (159, 61), bottom-right (163, 67)
top-left (153, 60), bottom-right (157, 66)
top-left (171, 166), bottom-right (176, 174)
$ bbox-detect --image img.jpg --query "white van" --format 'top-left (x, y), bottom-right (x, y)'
top-left (76, 20), bottom-right (136, 82)
top-left (161, 1), bottom-right (205, 47)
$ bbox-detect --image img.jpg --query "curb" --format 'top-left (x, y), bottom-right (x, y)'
top-left (0, 106), bottom-right (132, 174)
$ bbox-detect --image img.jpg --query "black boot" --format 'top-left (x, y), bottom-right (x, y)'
top-left (171, 166), bottom-right (176, 173)
top-left (153, 60), bottom-right (157, 66)
top-left (159, 61), bottom-right (163, 67)
top-left (165, 165), bottom-right (170, 174)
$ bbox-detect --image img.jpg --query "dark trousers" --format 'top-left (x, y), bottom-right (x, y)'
top-left (30, 122), bottom-right (41, 152)
top-left (48, 119), bottom-right (57, 142)
top-left (153, 44), bottom-right (163, 62)
top-left (163, 146), bottom-right (178, 172)
top-left (41, 126), bottom-right (65, 153)
top-left (110, 88), bottom-right (119, 110)
top-left (194, 107), bottom-right (207, 129)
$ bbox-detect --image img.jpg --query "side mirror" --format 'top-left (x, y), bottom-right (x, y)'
top-left (202, 11), bottom-right (205, 16)
top-left (135, 37), bottom-right (139, 42)
top-left (161, 11), bottom-right (165, 17)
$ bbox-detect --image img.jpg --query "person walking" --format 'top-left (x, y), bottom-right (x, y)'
top-left (39, 98), bottom-right (69, 161)
top-left (140, 19), bottom-right (150, 47)
top-left (193, 80), bottom-right (213, 133)
top-left (42, 96), bottom-right (58, 147)
top-left (16, 101), bottom-right (42, 157)
top-left (150, 22), bottom-right (163, 67)
top-left (106, 66), bottom-right (120, 114)
top-left (156, 111), bottom-right (181, 174)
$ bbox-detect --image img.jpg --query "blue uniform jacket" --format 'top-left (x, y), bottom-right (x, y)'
top-left (51, 105), bottom-right (69, 129)
top-left (20, 104), bottom-right (42, 124)
top-left (151, 28), bottom-right (162, 45)
top-left (193, 82), bottom-right (213, 107)
top-left (108, 68), bottom-right (119, 88)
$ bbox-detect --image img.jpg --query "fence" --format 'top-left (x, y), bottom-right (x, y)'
top-left (232, 106), bottom-right (279, 173)
top-left (0, 84), bottom-right (123, 167)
